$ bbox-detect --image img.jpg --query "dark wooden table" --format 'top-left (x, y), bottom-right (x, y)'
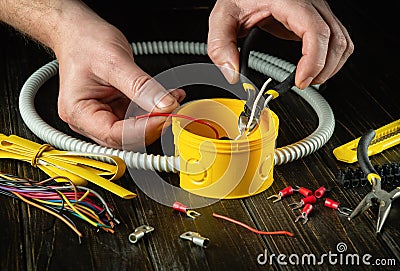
top-left (1, 1), bottom-right (400, 270)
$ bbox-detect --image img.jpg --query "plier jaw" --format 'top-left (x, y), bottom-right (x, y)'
top-left (236, 70), bottom-right (295, 137)
top-left (237, 102), bottom-right (261, 136)
top-left (348, 129), bottom-right (400, 233)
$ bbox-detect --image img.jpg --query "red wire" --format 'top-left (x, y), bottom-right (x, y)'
top-left (213, 213), bottom-right (294, 237)
top-left (135, 113), bottom-right (220, 139)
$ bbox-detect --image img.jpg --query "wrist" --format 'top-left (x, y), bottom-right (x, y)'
top-left (0, 0), bottom-right (104, 52)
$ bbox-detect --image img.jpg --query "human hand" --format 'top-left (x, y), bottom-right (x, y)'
top-left (54, 16), bottom-right (185, 149)
top-left (207, 0), bottom-right (354, 89)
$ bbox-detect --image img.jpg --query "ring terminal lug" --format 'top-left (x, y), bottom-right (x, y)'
top-left (128, 225), bottom-right (154, 244)
top-left (180, 231), bottom-right (209, 248)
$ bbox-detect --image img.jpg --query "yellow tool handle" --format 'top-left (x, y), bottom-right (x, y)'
top-left (0, 133), bottom-right (135, 199)
top-left (333, 119), bottom-right (400, 163)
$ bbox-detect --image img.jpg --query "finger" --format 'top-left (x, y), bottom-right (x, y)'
top-left (310, 1), bottom-right (354, 84)
top-left (329, 19), bottom-right (354, 77)
top-left (66, 99), bottom-right (169, 149)
top-left (102, 54), bottom-right (181, 113)
top-left (275, 3), bottom-right (331, 89)
top-left (258, 17), bottom-right (301, 41)
top-left (207, 2), bottom-right (240, 84)
top-left (99, 94), bottom-right (131, 119)
top-left (169, 88), bottom-right (186, 103)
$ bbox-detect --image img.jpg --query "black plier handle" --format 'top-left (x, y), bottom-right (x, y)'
top-left (237, 27), bottom-right (296, 134)
top-left (348, 129), bottom-right (400, 233)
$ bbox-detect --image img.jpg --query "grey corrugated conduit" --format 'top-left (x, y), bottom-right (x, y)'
top-left (18, 41), bottom-right (335, 172)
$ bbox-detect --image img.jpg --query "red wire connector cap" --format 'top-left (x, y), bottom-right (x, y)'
top-left (324, 198), bottom-right (353, 216)
top-left (295, 186), bottom-right (313, 197)
top-left (314, 186), bottom-right (331, 198)
top-left (288, 195), bottom-right (317, 210)
top-left (173, 201), bottom-right (201, 219)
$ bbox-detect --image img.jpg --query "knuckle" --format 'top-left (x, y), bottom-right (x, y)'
top-left (312, 76), bottom-right (326, 85)
top-left (317, 24), bottom-right (331, 42)
top-left (335, 34), bottom-right (347, 52)
top-left (57, 100), bottom-right (74, 124)
top-left (333, 34), bottom-right (347, 54)
top-left (102, 136), bottom-right (121, 149)
top-left (130, 74), bottom-right (152, 98)
top-left (57, 108), bottom-right (70, 124)
top-left (207, 41), bottom-right (224, 61)
top-left (347, 40), bottom-right (355, 56)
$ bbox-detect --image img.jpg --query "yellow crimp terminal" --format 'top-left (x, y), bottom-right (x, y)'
top-left (333, 119), bottom-right (400, 163)
top-left (0, 133), bottom-right (136, 199)
top-left (265, 89), bottom-right (280, 99)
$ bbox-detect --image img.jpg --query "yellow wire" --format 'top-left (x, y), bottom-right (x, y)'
top-left (34, 198), bottom-right (97, 217)
top-left (58, 192), bottom-right (99, 228)
top-left (34, 198), bottom-right (60, 206)
top-left (33, 195), bottom-right (108, 227)
top-left (78, 190), bottom-right (90, 201)
top-left (74, 204), bottom-right (101, 218)
top-left (0, 173), bottom-right (20, 181)
top-left (12, 192), bottom-right (82, 237)
top-left (36, 198), bottom-right (111, 229)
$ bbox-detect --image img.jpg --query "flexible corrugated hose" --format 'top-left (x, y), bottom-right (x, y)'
top-left (18, 41), bottom-right (335, 172)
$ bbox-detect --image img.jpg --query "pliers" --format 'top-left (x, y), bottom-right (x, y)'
top-left (237, 27), bottom-right (296, 136)
top-left (348, 129), bottom-right (400, 233)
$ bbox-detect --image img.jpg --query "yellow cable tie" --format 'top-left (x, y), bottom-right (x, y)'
top-left (0, 133), bottom-right (135, 199)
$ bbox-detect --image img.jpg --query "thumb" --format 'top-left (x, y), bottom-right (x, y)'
top-left (107, 56), bottom-right (181, 113)
top-left (207, 5), bottom-right (240, 84)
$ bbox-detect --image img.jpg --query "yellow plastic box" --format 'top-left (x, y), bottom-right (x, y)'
top-left (172, 98), bottom-right (279, 199)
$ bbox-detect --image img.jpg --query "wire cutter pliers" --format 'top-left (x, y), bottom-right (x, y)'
top-left (348, 129), bottom-right (400, 233)
top-left (237, 27), bottom-right (296, 136)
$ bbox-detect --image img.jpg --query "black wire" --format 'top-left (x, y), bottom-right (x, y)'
top-left (54, 190), bottom-right (67, 214)
top-left (44, 204), bottom-right (82, 244)
top-left (0, 189), bottom-right (19, 199)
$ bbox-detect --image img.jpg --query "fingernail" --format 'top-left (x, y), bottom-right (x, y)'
top-left (156, 94), bottom-right (176, 109)
top-left (299, 77), bottom-right (313, 89)
top-left (220, 63), bottom-right (237, 84)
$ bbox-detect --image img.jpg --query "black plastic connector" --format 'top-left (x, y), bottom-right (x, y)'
top-left (335, 162), bottom-right (400, 189)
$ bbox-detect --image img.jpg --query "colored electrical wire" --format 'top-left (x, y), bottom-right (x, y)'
top-left (212, 213), bottom-right (294, 236)
top-left (0, 173), bottom-right (118, 239)
top-left (12, 191), bottom-right (83, 237)
top-left (136, 112), bottom-right (220, 139)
